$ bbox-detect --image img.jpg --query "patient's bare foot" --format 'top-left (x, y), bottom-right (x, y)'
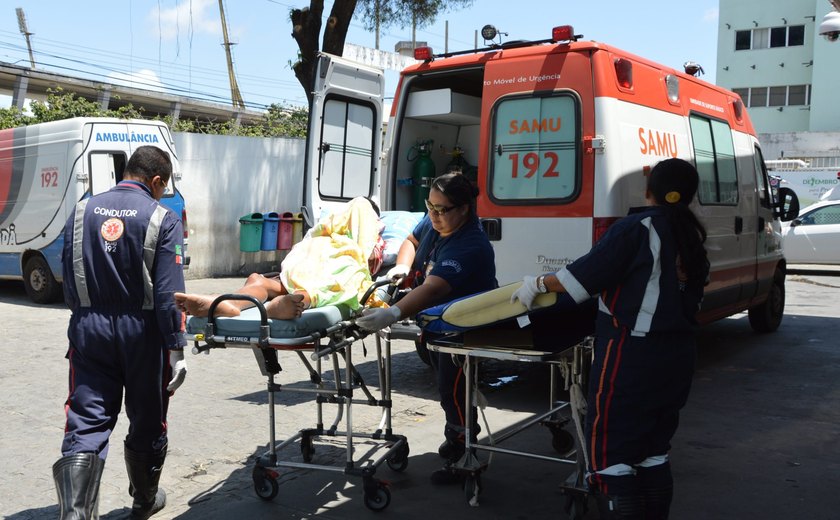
top-left (174, 292), bottom-right (242, 317)
top-left (265, 293), bottom-right (306, 320)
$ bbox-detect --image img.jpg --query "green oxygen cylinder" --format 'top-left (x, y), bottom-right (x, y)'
top-left (409, 140), bottom-right (435, 212)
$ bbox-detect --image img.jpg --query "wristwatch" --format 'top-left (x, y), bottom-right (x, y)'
top-left (536, 275), bottom-right (547, 294)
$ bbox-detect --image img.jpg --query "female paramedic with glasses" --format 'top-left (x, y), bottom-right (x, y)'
top-left (511, 158), bottom-right (709, 520)
top-left (356, 171), bottom-right (497, 485)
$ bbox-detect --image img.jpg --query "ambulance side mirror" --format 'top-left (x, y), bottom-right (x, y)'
top-left (774, 187), bottom-right (800, 222)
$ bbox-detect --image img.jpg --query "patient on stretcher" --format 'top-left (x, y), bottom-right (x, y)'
top-left (175, 197), bottom-right (386, 320)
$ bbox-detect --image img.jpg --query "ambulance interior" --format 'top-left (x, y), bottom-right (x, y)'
top-left (389, 68), bottom-right (485, 211)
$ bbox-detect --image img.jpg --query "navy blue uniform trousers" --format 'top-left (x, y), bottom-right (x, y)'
top-left (62, 309), bottom-right (171, 459)
top-left (585, 321), bottom-right (695, 495)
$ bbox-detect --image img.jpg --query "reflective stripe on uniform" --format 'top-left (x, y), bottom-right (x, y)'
top-left (631, 217), bottom-right (661, 337)
top-left (72, 199), bottom-right (92, 307)
top-left (142, 205), bottom-right (168, 310)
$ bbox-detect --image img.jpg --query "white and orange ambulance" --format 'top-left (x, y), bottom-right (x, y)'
top-left (302, 24), bottom-right (799, 332)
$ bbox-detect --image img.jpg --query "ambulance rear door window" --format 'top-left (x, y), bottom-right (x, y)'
top-left (489, 94), bottom-right (580, 204)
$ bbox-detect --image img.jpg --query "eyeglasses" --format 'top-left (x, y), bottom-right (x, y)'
top-left (425, 199), bottom-right (459, 216)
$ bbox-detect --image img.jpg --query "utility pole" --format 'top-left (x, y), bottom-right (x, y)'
top-left (16, 8), bottom-right (35, 68)
top-left (218, 0), bottom-right (245, 109)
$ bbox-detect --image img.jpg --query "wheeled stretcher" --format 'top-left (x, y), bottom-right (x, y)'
top-left (415, 282), bottom-right (596, 518)
top-left (185, 279), bottom-right (409, 511)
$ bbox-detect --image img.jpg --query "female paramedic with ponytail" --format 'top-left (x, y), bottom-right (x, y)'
top-left (511, 158), bottom-right (709, 520)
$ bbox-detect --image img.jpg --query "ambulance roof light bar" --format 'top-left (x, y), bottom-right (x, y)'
top-left (415, 24), bottom-right (583, 62)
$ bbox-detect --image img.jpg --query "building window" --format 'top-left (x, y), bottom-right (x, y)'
top-left (735, 25), bottom-right (805, 50)
top-left (753, 28), bottom-right (769, 49)
top-left (732, 85), bottom-right (811, 108)
top-left (769, 86), bottom-right (787, 106)
top-left (788, 85), bottom-right (808, 105)
top-left (770, 27), bottom-right (787, 47)
top-left (736, 30), bottom-right (751, 50)
top-left (750, 87), bottom-right (768, 107)
top-left (788, 25), bottom-right (805, 45)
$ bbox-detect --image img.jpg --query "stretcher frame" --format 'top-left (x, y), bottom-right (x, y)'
top-left (186, 281), bottom-right (409, 511)
top-left (425, 330), bottom-right (593, 517)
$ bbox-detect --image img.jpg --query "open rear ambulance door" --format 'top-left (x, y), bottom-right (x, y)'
top-left (302, 53), bottom-right (385, 225)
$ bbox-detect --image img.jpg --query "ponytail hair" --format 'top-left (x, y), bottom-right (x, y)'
top-left (648, 158), bottom-right (708, 285)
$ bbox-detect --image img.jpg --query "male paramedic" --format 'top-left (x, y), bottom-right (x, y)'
top-left (53, 145), bottom-right (187, 520)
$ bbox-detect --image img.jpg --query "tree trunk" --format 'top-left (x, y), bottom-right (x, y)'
top-left (290, 1), bottom-right (359, 106)
top-left (290, 2), bottom-right (325, 106)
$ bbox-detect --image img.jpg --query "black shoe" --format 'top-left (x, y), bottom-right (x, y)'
top-left (437, 440), bottom-right (465, 462)
top-left (430, 466), bottom-right (462, 486)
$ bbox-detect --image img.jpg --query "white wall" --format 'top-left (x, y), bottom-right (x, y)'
top-left (173, 132), bottom-right (306, 279)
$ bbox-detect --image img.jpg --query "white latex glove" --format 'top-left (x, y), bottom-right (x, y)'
top-left (386, 264), bottom-right (411, 280)
top-left (355, 306), bottom-right (402, 331)
top-left (510, 275), bottom-right (545, 311)
top-left (167, 349), bottom-right (187, 393)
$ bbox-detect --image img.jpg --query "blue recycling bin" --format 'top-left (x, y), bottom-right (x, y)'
top-left (261, 212), bottom-right (280, 251)
top-left (239, 212), bottom-right (263, 252)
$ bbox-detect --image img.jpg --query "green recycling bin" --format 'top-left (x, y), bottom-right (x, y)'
top-left (239, 212), bottom-right (263, 252)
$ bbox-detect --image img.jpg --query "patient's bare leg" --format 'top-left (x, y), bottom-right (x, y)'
top-left (174, 293), bottom-right (242, 317)
top-left (264, 293), bottom-right (307, 319)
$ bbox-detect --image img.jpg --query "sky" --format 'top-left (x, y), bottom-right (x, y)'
top-left (0, 0), bottom-right (721, 112)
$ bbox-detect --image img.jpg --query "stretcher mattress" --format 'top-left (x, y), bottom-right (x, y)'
top-left (416, 281), bottom-right (578, 334)
top-left (186, 303), bottom-right (352, 339)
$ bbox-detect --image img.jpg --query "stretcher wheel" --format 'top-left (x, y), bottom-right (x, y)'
top-left (363, 483), bottom-right (391, 511)
top-left (301, 439), bottom-right (315, 462)
top-left (253, 470), bottom-right (279, 501)
top-left (463, 474), bottom-right (481, 503)
top-left (386, 442), bottom-right (410, 472)
top-left (551, 428), bottom-right (575, 455)
top-left (564, 493), bottom-right (589, 520)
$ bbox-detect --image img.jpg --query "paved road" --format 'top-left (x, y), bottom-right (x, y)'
top-left (1, 268), bottom-right (839, 519)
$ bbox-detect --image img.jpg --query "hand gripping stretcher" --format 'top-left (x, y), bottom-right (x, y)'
top-left (415, 281), bottom-right (596, 518)
top-left (185, 278), bottom-right (408, 511)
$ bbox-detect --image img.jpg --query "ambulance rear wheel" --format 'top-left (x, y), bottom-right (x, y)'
top-left (23, 256), bottom-right (62, 304)
top-left (748, 267), bottom-right (784, 333)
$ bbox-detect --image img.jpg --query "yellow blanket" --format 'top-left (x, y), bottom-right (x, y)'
top-left (280, 197), bottom-right (384, 309)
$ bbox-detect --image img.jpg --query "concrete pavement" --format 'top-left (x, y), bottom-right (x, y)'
top-left (1, 269), bottom-right (839, 519)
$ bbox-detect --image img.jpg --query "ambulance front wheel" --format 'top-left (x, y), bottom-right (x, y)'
top-left (23, 256), bottom-right (62, 304)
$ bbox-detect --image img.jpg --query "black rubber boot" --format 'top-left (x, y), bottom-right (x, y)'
top-left (52, 452), bottom-right (105, 520)
top-left (124, 445), bottom-right (167, 519)
top-left (595, 492), bottom-right (645, 519)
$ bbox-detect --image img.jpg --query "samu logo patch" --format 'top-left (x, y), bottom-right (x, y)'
top-left (100, 218), bottom-right (124, 242)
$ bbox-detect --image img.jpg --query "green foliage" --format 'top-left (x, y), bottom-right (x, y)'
top-left (0, 89), bottom-right (309, 138)
top-left (356, 0), bottom-right (475, 32)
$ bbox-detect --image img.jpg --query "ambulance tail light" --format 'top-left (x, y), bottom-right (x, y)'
top-left (732, 98), bottom-right (744, 121)
top-left (414, 46), bottom-right (434, 61)
top-left (593, 217), bottom-right (620, 243)
top-left (614, 58), bottom-right (633, 90)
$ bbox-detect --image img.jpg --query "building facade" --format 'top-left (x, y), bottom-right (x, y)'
top-left (717, 0), bottom-right (840, 165)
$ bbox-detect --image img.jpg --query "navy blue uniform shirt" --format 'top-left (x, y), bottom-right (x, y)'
top-left (411, 214), bottom-right (497, 300)
top-left (557, 206), bottom-right (706, 336)
top-left (62, 180), bottom-right (186, 349)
